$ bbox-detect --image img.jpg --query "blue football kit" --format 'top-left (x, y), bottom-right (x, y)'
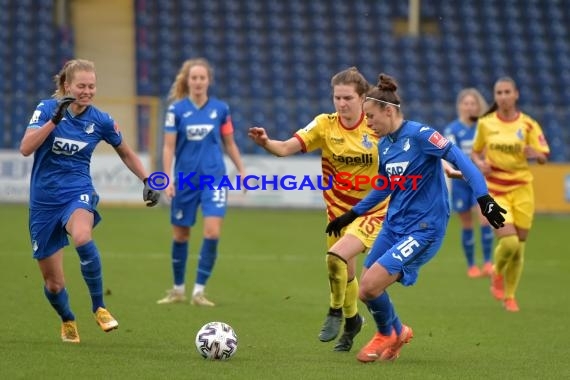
top-left (27, 99), bottom-right (122, 259)
top-left (444, 119), bottom-right (478, 212)
top-left (164, 97), bottom-right (233, 226)
top-left (352, 120), bottom-right (488, 285)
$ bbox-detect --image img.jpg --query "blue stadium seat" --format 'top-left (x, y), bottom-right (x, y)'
top-left (126, 0), bottom-right (570, 154)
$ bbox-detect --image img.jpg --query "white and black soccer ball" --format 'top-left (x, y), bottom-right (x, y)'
top-left (195, 321), bottom-right (238, 360)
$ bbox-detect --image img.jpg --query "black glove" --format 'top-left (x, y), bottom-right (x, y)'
top-left (51, 96), bottom-right (76, 124)
top-left (477, 194), bottom-right (507, 229)
top-left (325, 210), bottom-right (359, 237)
top-left (143, 178), bottom-right (161, 207)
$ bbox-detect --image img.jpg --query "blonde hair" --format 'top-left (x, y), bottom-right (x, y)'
top-left (456, 88), bottom-right (488, 117)
top-left (53, 59), bottom-right (96, 98)
top-left (167, 58), bottom-right (214, 102)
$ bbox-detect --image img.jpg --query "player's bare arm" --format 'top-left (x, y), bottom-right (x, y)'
top-left (248, 127), bottom-right (302, 157)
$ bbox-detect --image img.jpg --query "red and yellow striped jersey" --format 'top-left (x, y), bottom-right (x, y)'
top-left (472, 111), bottom-right (550, 195)
top-left (294, 112), bottom-right (388, 221)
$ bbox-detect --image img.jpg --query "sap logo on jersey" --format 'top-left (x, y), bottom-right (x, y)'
top-left (52, 137), bottom-right (88, 155)
top-left (186, 124), bottom-right (214, 141)
top-left (385, 161), bottom-right (409, 175)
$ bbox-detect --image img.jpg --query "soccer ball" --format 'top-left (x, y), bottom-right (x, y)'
top-left (195, 321), bottom-right (238, 360)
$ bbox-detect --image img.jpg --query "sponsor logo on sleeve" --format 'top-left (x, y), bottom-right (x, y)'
top-left (428, 131), bottom-right (449, 149)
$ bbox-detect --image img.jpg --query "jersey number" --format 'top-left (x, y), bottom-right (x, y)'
top-left (392, 236), bottom-right (420, 262)
top-left (212, 189), bottom-right (226, 205)
top-left (358, 215), bottom-right (383, 235)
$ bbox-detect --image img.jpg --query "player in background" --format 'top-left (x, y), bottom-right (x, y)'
top-left (248, 67), bottom-right (387, 352)
top-left (444, 88), bottom-right (494, 278)
top-left (326, 73), bottom-right (506, 362)
top-left (471, 77), bottom-right (550, 312)
top-left (157, 58), bottom-right (246, 307)
top-left (19, 59), bottom-right (160, 343)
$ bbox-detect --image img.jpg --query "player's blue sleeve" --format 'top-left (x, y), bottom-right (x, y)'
top-left (27, 100), bottom-right (53, 129)
top-left (353, 186), bottom-right (391, 215)
top-left (164, 104), bottom-right (178, 133)
top-left (443, 144), bottom-right (488, 198)
top-left (101, 114), bottom-right (122, 147)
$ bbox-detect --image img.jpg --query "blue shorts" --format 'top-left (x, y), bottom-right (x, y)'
top-left (451, 180), bottom-right (477, 213)
top-left (364, 227), bottom-right (445, 286)
top-left (29, 193), bottom-right (101, 260)
top-left (171, 187), bottom-right (227, 227)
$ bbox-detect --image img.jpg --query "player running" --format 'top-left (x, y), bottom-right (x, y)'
top-left (20, 59), bottom-right (160, 343)
top-left (326, 73), bottom-right (506, 362)
top-left (249, 67), bottom-right (388, 352)
top-left (471, 76), bottom-right (550, 312)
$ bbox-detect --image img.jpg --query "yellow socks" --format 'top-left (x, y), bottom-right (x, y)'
top-left (493, 235), bottom-right (520, 274)
top-left (326, 253), bottom-right (348, 310)
top-left (504, 241), bottom-right (525, 299)
top-left (343, 277), bottom-right (359, 318)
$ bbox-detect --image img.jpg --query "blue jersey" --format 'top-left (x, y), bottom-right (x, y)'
top-left (443, 119), bottom-right (476, 156)
top-left (164, 97), bottom-right (233, 185)
top-left (353, 120), bottom-right (488, 236)
top-left (27, 99), bottom-right (122, 209)
top-left (444, 119), bottom-right (478, 210)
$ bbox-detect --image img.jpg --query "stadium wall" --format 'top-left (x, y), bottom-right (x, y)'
top-left (2, 152), bottom-right (569, 213)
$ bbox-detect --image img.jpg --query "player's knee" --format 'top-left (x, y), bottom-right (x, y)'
top-left (326, 253), bottom-right (347, 278)
top-left (45, 279), bottom-right (65, 294)
top-left (203, 223), bottom-right (221, 239)
top-left (358, 281), bottom-right (379, 301)
top-left (203, 229), bottom-right (220, 239)
top-left (71, 230), bottom-right (92, 247)
top-left (499, 235), bottom-right (520, 256)
top-left (358, 287), bottom-right (374, 302)
top-left (173, 227), bottom-right (190, 241)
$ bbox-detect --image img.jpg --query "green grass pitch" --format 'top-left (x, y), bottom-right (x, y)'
top-left (1, 204), bottom-right (568, 379)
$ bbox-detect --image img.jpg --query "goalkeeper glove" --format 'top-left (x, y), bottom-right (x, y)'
top-left (51, 96), bottom-right (76, 124)
top-left (143, 178), bottom-right (161, 207)
top-left (477, 194), bottom-right (507, 229)
top-left (325, 210), bottom-right (359, 237)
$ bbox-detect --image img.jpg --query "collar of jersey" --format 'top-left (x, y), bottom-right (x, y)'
top-left (387, 120), bottom-right (407, 142)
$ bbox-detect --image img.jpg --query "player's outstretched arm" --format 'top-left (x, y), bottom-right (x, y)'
top-left (248, 127), bottom-right (302, 157)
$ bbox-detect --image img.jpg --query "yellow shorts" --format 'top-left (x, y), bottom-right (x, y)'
top-left (326, 213), bottom-right (383, 251)
top-left (492, 183), bottom-right (535, 229)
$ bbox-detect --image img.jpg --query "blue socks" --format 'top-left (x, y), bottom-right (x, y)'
top-left (196, 238), bottom-right (218, 285)
top-left (481, 225), bottom-right (494, 263)
top-left (172, 241), bottom-right (189, 286)
top-left (462, 226), bottom-right (494, 266)
top-left (366, 291), bottom-right (402, 336)
top-left (76, 241), bottom-right (104, 313)
top-left (44, 287), bottom-right (75, 322)
top-left (461, 228), bottom-right (475, 266)
top-left (171, 239), bottom-right (218, 287)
